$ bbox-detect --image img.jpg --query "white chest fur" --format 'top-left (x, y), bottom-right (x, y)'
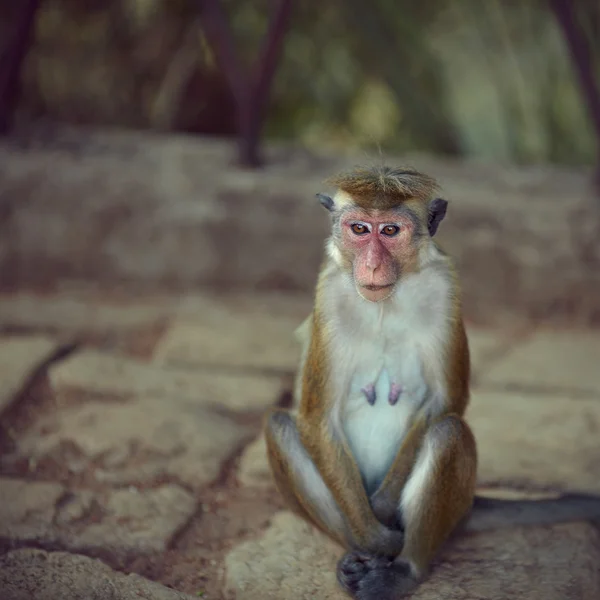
top-left (323, 260), bottom-right (452, 495)
top-left (343, 359), bottom-right (427, 494)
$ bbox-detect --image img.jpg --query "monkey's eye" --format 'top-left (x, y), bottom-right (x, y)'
top-left (351, 223), bottom-right (369, 235)
top-left (381, 225), bottom-right (400, 237)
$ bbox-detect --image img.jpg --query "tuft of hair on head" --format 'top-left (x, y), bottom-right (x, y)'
top-left (326, 165), bottom-right (440, 210)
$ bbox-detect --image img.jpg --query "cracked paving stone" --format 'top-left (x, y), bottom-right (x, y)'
top-left (0, 477), bottom-right (196, 561)
top-left (224, 511), bottom-right (600, 600)
top-left (154, 292), bottom-right (314, 372)
top-left (62, 484), bottom-right (196, 558)
top-left (174, 291), bottom-right (313, 320)
top-left (0, 548), bottom-right (196, 600)
top-left (0, 335), bottom-right (64, 416)
top-left (49, 349), bottom-right (284, 412)
top-left (468, 390), bottom-right (600, 493)
top-left (465, 327), bottom-right (517, 374)
top-left (237, 435), bottom-right (273, 489)
top-left (478, 330), bottom-right (600, 395)
top-left (0, 479), bottom-right (65, 544)
top-left (12, 395), bottom-right (253, 490)
top-left (0, 293), bottom-right (169, 334)
top-left (153, 314), bottom-right (302, 372)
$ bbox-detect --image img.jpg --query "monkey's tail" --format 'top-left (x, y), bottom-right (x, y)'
top-left (464, 493), bottom-right (600, 532)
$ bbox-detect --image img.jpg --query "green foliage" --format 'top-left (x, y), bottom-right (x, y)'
top-left (15, 0), bottom-right (600, 166)
top-left (261, 0), bottom-right (599, 165)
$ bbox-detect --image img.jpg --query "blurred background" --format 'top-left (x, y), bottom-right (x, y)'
top-left (2, 0), bottom-right (600, 168)
top-left (0, 0), bottom-right (599, 324)
top-left (1, 6), bottom-right (600, 598)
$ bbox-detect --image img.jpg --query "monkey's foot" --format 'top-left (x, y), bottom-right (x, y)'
top-left (337, 552), bottom-right (418, 600)
top-left (361, 383), bottom-right (376, 406)
top-left (388, 383), bottom-right (403, 406)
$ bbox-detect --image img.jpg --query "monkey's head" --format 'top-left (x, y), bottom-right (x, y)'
top-left (317, 166), bottom-right (447, 303)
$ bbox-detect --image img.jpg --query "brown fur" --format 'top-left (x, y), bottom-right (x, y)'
top-left (326, 165), bottom-right (439, 210)
top-left (398, 414), bottom-right (477, 575)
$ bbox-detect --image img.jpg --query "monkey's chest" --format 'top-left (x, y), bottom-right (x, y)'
top-left (342, 362), bottom-right (427, 495)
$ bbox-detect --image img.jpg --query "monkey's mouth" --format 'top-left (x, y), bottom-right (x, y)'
top-left (357, 283), bottom-right (396, 303)
top-left (362, 284), bottom-right (394, 292)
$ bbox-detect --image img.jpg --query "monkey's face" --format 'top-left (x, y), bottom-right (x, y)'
top-left (338, 208), bottom-right (420, 303)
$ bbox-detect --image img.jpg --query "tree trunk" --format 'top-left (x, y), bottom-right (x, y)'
top-left (244, 0), bottom-right (293, 166)
top-left (0, 0), bottom-right (40, 134)
top-left (200, 0), bottom-right (293, 168)
top-left (549, 0), bottom-right (600, 187)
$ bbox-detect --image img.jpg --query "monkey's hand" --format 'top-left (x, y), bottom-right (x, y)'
top-left (361, 523), bottom-right (405, 558)
top-left (370, 491), bottom-right (404, 531)
top-left (367, 415), bottom-right (430, 529)
top-left (309, 433), bottom-right (405, 557)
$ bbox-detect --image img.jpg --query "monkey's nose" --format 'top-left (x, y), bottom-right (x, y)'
top-left (366, 249), bottom-right (382, 271)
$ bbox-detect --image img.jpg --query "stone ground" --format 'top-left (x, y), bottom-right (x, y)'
top-left (0, 288), bottom-right (599, 600)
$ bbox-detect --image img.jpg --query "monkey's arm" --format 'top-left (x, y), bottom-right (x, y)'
top-left (466, 493), bottom-right (600, 532)
top-left (292, 315), bottom-right (312, 405)
top-left (369, 415), bottom-right (430, 528)
top-left (302, 422), bottom-right (407, 556)
top-left (266, 408), bottom-right (405, 556)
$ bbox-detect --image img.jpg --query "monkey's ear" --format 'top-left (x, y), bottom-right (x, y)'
top-left (428, 198), bottom-right (448, 236)
top-left (316, 193), bottom-right (334, 212)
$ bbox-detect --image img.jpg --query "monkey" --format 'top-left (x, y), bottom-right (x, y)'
top-left (264, 165), bottom-right (600, 600)
top-left (265, 165), bottom-right (473, 598)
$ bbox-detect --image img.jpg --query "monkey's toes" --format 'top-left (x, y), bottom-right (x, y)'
top-left (337, 554), bottom-right (419, 600)
top-left (336, 551), bottom-right (391, 594)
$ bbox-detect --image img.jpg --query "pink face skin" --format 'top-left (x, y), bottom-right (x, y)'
top-left (341, 209), bottom-right (416, 302)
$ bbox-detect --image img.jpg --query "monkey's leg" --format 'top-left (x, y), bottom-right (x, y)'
top-left (265, 409), bottom-right (349, 546)
top-left (337, 414), bottom-right (477, 600)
